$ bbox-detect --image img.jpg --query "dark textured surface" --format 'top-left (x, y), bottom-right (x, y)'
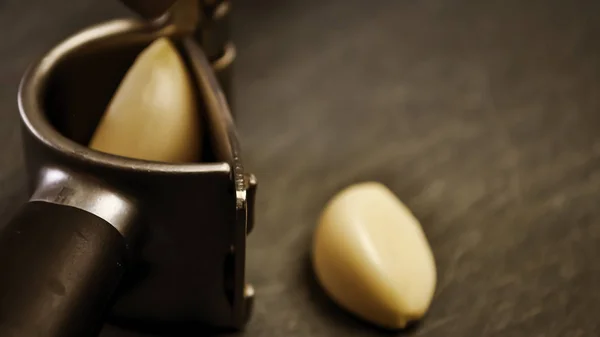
top-left (2, 0), bottom-right (600, 336)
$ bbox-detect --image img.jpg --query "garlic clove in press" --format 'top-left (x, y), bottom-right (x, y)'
top-left (89, 37), bottom-right (200, 163)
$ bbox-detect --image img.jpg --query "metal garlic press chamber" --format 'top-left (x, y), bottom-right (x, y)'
top-left (0, 0), bottom-right (256, 336)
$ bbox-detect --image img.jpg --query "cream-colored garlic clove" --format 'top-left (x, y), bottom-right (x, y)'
top-left (89, 37), bottom-right (200, 163)
top-left (312, 182), bottom-right (437, 329)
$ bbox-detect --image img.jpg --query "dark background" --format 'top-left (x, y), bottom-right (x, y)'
top-left (2, 0), bottom-right (600, 336)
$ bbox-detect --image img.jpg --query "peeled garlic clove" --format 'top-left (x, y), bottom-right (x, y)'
top-left (89, 37), bottom-right (200, 163)
top-left (312, 182), bottom-right (437, 329)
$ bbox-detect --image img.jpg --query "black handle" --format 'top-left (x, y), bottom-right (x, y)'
top-left (0, 201), bottom-right (128, 337)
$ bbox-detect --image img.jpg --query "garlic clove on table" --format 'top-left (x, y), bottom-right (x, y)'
top-left (312, 182), bottom-right (437, 329)
top-left (89, 37), bottom-right (201, 163)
